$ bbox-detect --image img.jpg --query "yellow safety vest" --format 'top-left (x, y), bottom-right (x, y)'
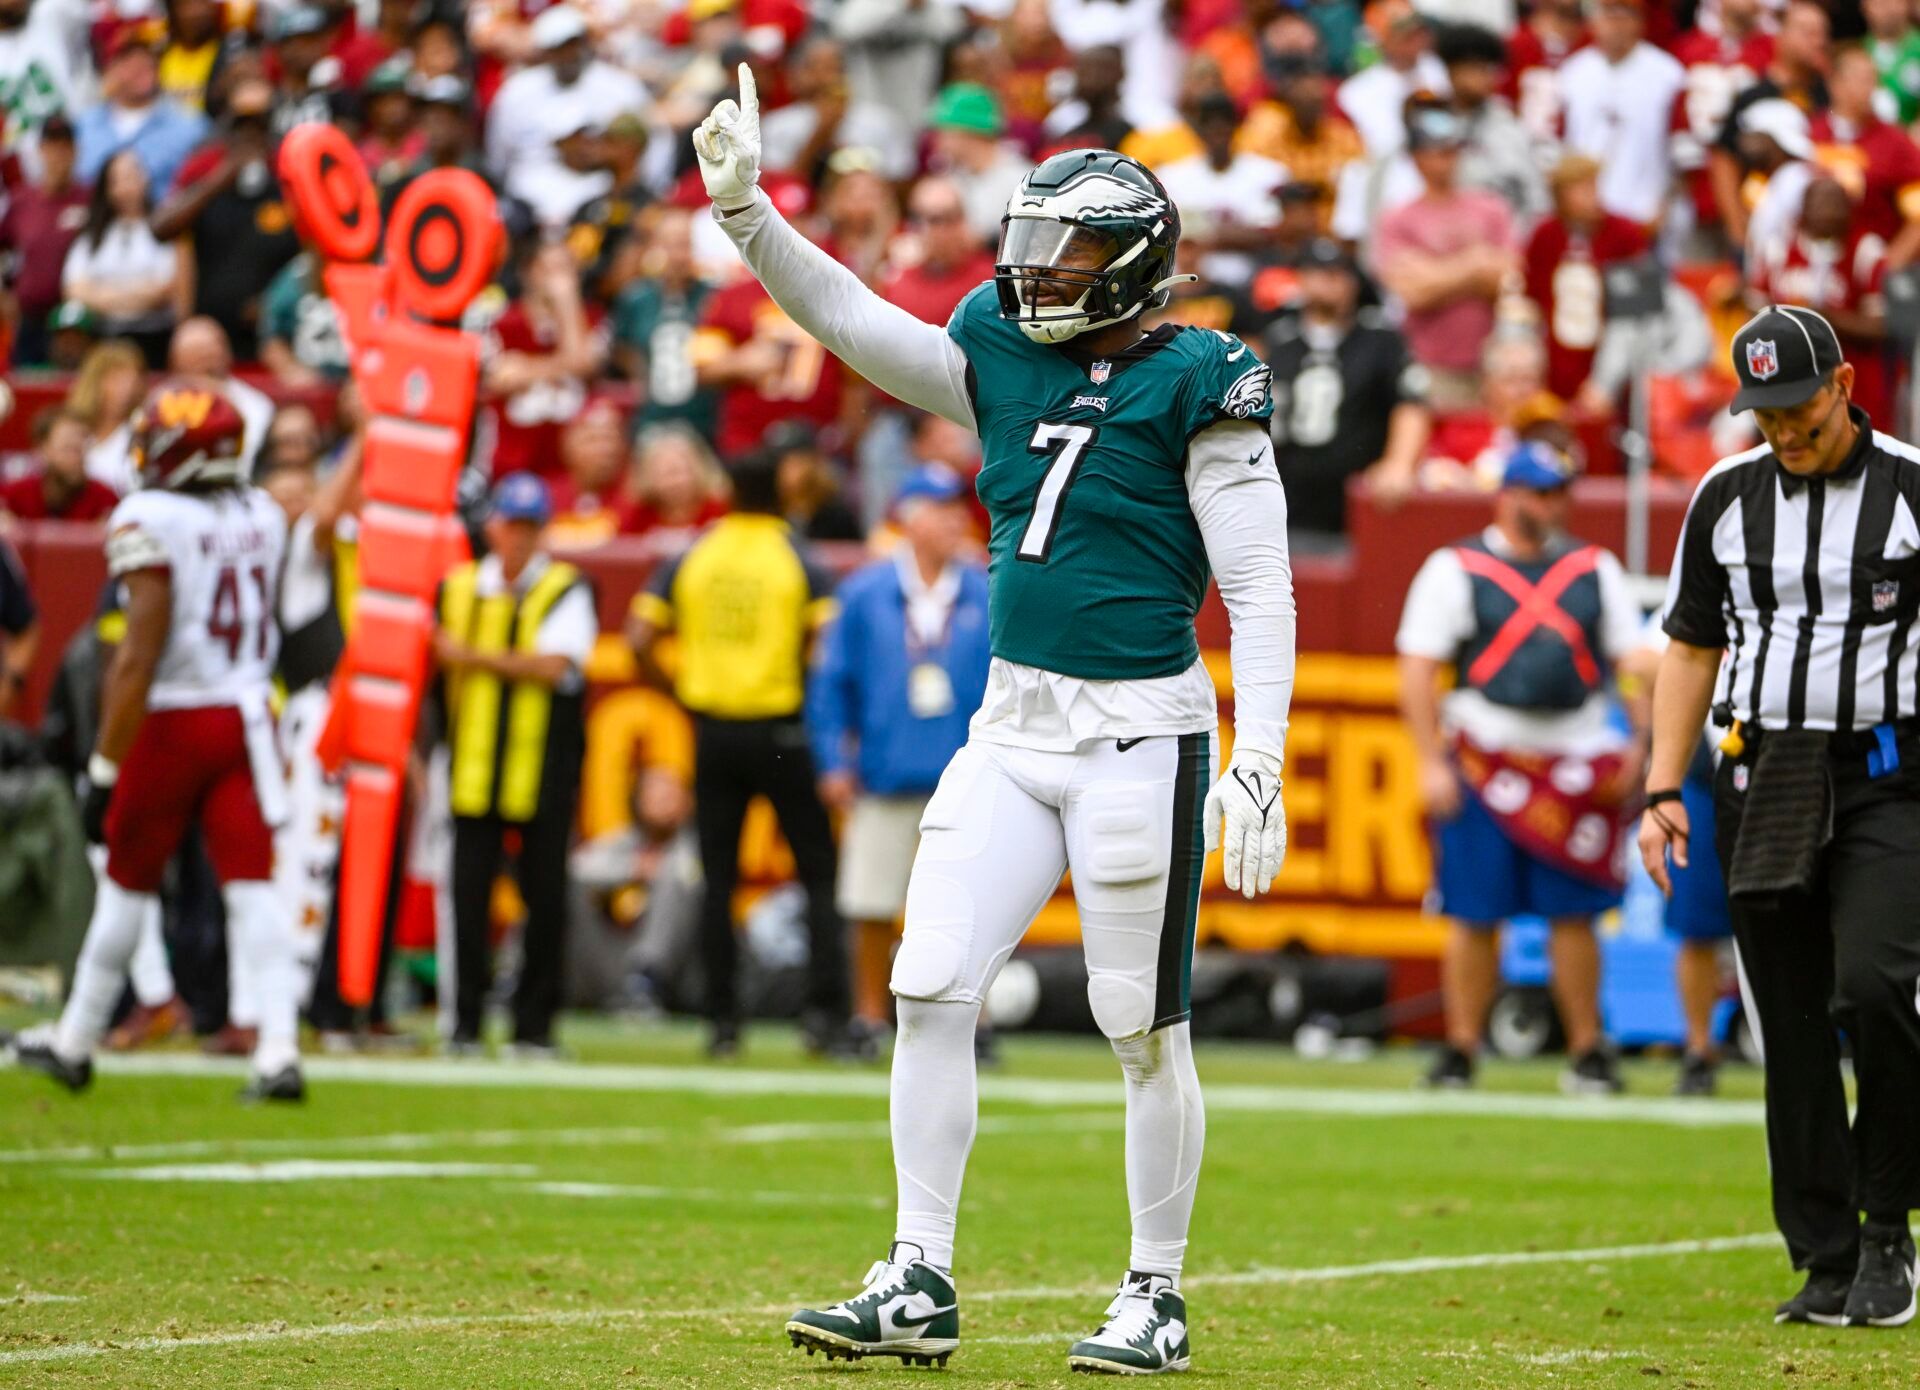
top-left (440, 558), bottom-right (582, 822)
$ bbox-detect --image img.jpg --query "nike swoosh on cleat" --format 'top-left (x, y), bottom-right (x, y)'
top-left (1116, 737), bottom-right (1148, 752)
top-left (889, 1303), bottom-right (957, 1331)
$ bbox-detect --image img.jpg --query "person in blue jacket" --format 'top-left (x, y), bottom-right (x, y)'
top-left (809, 462), bottom-right (991, 1034)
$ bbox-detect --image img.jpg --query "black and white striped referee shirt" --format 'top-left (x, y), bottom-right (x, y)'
top-left (1663, 408), bottom-right (1920, 733)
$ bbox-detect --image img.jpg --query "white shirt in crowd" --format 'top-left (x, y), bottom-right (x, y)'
top-left (1046, 0), bottom-right (1180, 130)
top-left (485, 59), bottom-right (648, 225)
top-left (1394, 526), bottom-right (1644, 755)
top-left (896, 547), bottom-right (962, 650)
top-left (1557, 40), bottom-right (1688, 224)
top-left (1338, 54), bottom-right (1451, 158)
top-left (471, 551), bottom-right (599, 694)
top-left (1157, 151), bottom-right (1288, 286)
top-left (1744, 158), bottom-right (1815, 270)
top-left (62, 219), bottom-right (178, 327)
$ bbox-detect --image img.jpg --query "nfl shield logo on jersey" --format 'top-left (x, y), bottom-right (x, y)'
top-left (1090, 361), bottom-right (1111, 384)
top-left (1746, 338), bottom-right (1779, 381)
top-left (1875, 579), bottom-right (1900, 613)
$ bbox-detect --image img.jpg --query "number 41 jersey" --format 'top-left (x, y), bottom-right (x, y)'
top-left (106, 486), bottom-right (288, 710)
top-left (949, 284), bottom-right (1274, 682)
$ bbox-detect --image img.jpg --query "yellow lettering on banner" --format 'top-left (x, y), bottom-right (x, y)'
top-left (1330, 713), bottom-right (1430, 900)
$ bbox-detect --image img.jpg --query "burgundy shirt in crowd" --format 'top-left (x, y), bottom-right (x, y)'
top-left (0, 181), bottom-right (90, 317)
top-left (882, 250), bottom-right (997, 329)
top-left (1524, 213), bottom-right (1649, 399)
top-left (1373, 189), bottom-right (1515, 377)
top-left (1811, 112), bottom-right (1920, 247)
top-left (0, 473), bottom-right (121, 521)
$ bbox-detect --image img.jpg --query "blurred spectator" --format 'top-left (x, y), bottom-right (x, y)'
top-left (1425, 330), bottom-right (1563, 480)
top-left (259, 403), bottom-right (324, 476)
top-left (260, 251), bottom-right (350, 387)
top-left (1812, 43), bottom-right (1920, 266)
top-left (1711, 0), bottom-right (1830, 254)
top-left (1371, 100), bottom-right (1517, 408)
top-left (819, 157), bottom-right (900, 284)
top-left (480, 239), bottom-right (608, 479)
top-left (761, 34), bottom-right (908, 183)
top-left (435, 473), bottom-right (599, 1056)
top-left (267, 5), bottom-right (354, 136)
top-left (1737, 98), bottom-right (1818, 269)
top-left (158, 0), bottom-right (225, 113)
top-left (387, 74), bottom-right (488, 207)
top-left (75, 29), bottom-right (208, 194)
top-left (68, 340), bottom-right (146, 494)
top-left (1042, 43), bottom-right (1134, 154)
top-left (1238, 55), bottom-right (1364, 217)
top-left (1265, 238), bottom-right (1430, 546)
top-left (522, 111), bottom-right (611, 228)
top-left (61, 151), bottom-right (183, 365)
top-left (1157, 93), bottom-right (1286, 287)
top-left (545, 399), bottom-right (632, 548)
top-left (1193, 0), bottom-right (1286, 109)
top-left (626, 449), bottom-right (853, 1059)
top-left (1750, 176), bottom-right (1893, 431)
top-left (1047, 0), bottom-right (1180, 131)
top-left (332, 0), bottom-right (423, 90)
top-left (1235, 181), bottom-right (1327, 329)
top-left (169, 315), bottom-right (274, 472)
top-left (0, 409), bottom-right (118, 521)
top-left (1671, 0), bottom-right (1774, 251)
top-left (44, 300), bottom-right (100, 369)
top-left (355, 56), bottom-right (424, 186)
top-left (927, 83), bottom-right (1030, 244)
top-left (808, 465), bottom-right (990, 1033)
top-left (1557, 0), bottom-right (1686, 226)
top-left (570, 113), bottom-right (655, 300)
top-left (486, 7), bottom-right (646, 226)
top-left (613, 207), bottom-right (719, 440)
top-left (1525, 152), bottom-right (1649, 401)
top-left (1579, 264), bottom-right (1713, 422)
top-left (1337, 0), bottom-right (1448, 158)
top-left (0, 111), bottom-right (87, 366)
top-left (771, 423), bottom-right (863, 542)
top-left (694, 232), bottom-right (846, 459)
top-left (625, 423), bottom-right (730, 542)
top-left (152, 76), bottom-right (300, 359)
top-left (1503, 0), bottom-right (1586, 143)
top-left (831, 0), bottom-right (963, 147)
top-left (0, 535), bottom-right (36, 724)
top-left (0, 0), bottom-right (87, 161)
top-left (1436, 22), bottom-right (1544, 227)
top-left (883, 177), bottom-right (995, 327)
top-left (1864, 0), bottom-right (1920, 124)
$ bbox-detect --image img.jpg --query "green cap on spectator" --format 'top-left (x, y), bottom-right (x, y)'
top-left (366, 55), bottom-right (413, 95)
top-left (49, 301), bottom-right (99, 335)
top-left (929, 83), bottom-right (1004, 138)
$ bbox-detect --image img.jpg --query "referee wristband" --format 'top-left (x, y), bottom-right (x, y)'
top-left (1644, 788), bottom-right (1684, 809)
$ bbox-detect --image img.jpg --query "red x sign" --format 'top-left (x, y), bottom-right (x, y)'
top-left (1454, 546), bottom-right (1603, 691)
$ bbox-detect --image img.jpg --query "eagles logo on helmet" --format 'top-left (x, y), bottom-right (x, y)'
top-left (994, 149), bottom-right (1194, 345)
top-left (131, 383), bottom-right (248, 490)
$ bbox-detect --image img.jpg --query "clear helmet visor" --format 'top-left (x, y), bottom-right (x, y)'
top-left (998, 217), bottom-right (1118, 312)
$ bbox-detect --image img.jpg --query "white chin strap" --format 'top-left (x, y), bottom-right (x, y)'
top-left (1014, 273), bottom-right (1199, 345)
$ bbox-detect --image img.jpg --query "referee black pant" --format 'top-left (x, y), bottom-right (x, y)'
top-left (449, 793), bottom-right (573, 1047)
top-left (692, 713), bottom-right (848, 1028)
top-left (1716, 738), bottom-right (1920, 1273)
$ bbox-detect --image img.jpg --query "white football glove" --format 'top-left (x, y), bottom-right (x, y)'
top-left (1204, 746), bottom-right (1286, 899)
top-left (691, 62), bottom-right (762, 211)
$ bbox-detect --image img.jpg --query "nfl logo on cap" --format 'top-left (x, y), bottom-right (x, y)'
top-left (1746, 338), bottom-right (1778, 380)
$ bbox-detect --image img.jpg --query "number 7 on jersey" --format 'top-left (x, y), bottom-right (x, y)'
top-left (1018, 421), bottom-right (1096, 563)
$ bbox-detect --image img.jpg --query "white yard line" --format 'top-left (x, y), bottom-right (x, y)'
top-left (75, 1161), bottom-right (540, 1183)
top-left (8, 1292), bottom-right (82, 1305)
top-left (0, 1232), bottom-right (1780, 1367)
top-left (72, 1053), bottom-right (1767, 1129)
top-left (516, 1181), bottom-right (888, 1208)
top-left (0, 1112), bottom-right (1117, 1167)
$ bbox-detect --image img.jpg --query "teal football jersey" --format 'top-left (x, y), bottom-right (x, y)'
top-left (948, 284), bottom-right (1274, 681)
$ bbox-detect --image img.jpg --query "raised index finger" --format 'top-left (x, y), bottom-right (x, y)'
top-left (737, 63), bottom-right (759, 127)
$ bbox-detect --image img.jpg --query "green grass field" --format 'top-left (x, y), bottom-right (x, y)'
top-left (0, 1019), bottom-right (1907, 1388)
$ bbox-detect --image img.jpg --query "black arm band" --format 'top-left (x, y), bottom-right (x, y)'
top-left (1644, 788), bottom-right (1684, 809)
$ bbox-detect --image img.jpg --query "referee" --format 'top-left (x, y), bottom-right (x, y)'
top-left (1642, 305), bottom-right (1920, 1329)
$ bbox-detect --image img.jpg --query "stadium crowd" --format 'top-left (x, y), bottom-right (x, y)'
top-left (2, 0), bottom-right (1919, 1064)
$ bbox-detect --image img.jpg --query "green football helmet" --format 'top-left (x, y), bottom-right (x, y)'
top-left (994, 148), bottom-right (1188, 345)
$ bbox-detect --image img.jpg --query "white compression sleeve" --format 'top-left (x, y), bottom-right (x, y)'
top-left (712, 190), bottom-right (977, 429)
top-left (55, 880), bottom-right (154, 1061)
top-left (1186, 420), bottom-right (1296, 756)
top-left (1114, 1020), bottom-right (1206, 1280)
top-left (225, 881), bottom-right (301, 1076)
top-left (890, 997), bottom-right (981, 1272)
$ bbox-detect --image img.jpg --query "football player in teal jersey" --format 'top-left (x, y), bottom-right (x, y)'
top-left (696, 66), bottom-right (1296, 1376)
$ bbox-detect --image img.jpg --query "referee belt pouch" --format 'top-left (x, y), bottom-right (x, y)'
top-left (1726, 729), bottom-right (1833, 905)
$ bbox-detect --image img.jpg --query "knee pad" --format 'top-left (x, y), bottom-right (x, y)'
top-left (1087, 970), bottom-right (1156, 1042)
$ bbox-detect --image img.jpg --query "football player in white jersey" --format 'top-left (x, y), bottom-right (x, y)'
top-left (11, 382), bottom-right (307, 1101)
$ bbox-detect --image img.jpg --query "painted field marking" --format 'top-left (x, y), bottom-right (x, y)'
top-left (0, 1112), bottom-right (1118, 1167)
top-left (69, 1053), bottom-right (1767, 1129)
top-left (0, 1232), bottom-right (1782, 1367)
top-left (517, 1181), bottom-right (888, 1209)
top-left (8, 1292), bottom-right (83, 1305)
top-left (75, 1161), bottom-right (539, 1183)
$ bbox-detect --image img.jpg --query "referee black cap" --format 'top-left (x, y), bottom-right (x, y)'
top-left (1730, 305), bottom-right (1844, 413)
